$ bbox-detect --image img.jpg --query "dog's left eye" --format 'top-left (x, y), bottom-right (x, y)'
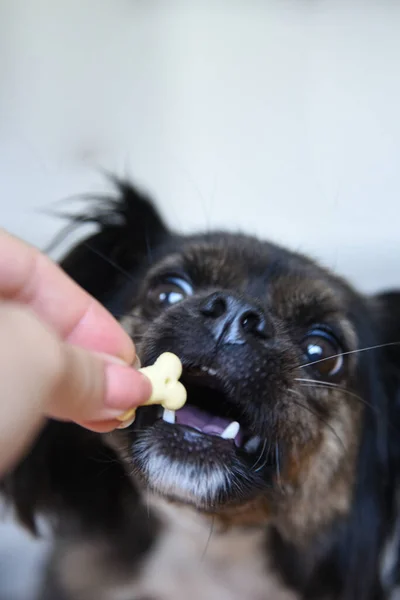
top-left (301, 329), bottom-right (343, 377)
top-left (147, 276), bottom-right (193, 308)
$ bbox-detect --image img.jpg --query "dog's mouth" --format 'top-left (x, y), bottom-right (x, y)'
top-left (128, 362), bottom-right (278, 508)
top-left (134, 365), bottom-right (264, 458)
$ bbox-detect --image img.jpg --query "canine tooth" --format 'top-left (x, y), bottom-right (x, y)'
top-left (208, 368), bottom-right (217, 376)
top-left (162, 408), bottom-right (176, 424)
top-left (221, 421), bottom-right (240, 440)
top-left (200, 366), bottom-right (208, 372)
top-left (244, 436), bottom-right (261, 453)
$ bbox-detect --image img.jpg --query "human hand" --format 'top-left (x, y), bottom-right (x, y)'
top-left (0, 229), bottom-right (151, 476)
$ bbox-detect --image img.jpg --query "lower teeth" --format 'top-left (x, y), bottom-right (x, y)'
top-left (221, 421), bottom-right (240, 440)
top-left (162, 409), bottom-right (176, 424)
top-left (244, 435), bottom-right (261, 453)
top-left (160, 410), bottom-right (261, 451)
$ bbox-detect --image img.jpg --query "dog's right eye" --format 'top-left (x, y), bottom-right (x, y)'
top-left (147, 276), bottom-right (193, 308)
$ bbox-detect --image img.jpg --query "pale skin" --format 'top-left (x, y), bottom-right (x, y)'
top-left (0, 229), bottom-right (152, 477)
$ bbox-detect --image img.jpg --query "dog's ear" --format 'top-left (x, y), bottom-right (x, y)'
top-left (372, 291), bottom-right (400, 373)
top-left (372, 290), bottom-right (400, 471)
top-left (341, 289), bottom-right (400, 599)
top-left (59, 178), bottom-right (170, 307)
top-left (319, 293), bottom-right (400, 600)
top-left (1, 422), bottom-right (138, 534)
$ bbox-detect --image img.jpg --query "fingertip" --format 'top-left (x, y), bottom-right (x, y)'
top-left (104, 364), bottom-right (152, 411)
top-left (78, 419), bottom-right (122, 433)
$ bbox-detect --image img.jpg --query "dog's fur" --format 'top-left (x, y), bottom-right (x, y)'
top-left (2, 180), bottom-right (400, 599)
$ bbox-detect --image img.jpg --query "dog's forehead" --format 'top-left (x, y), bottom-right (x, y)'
top-left (163, 233), bottom-right (350, 316)
top-left (180, 234), bottom-right (298, 282)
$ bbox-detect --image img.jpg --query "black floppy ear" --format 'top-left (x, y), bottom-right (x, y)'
top-left (59, 178), bottom-right (170, 307)
top-left (2, 423), bottom-right (138, 534)
top-left (372, 290), bottom-right (400, 373)
top-left (317, 293), bottom-right (400, 600)
top-left (357, 289), bottom-right (400, 596)
top-left (372, 290), bottom-right (400, 470)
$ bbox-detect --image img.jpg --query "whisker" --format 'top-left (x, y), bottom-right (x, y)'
top-left (146, 494), bottom-right (151, 519)
top-left (144, 229), bottom-right (153, 265)
top-left (295, 379), bottom-right (378, 414)
top-left (252, 437), bottom-right (268, 470)
top-left (201, 516), bottom-right (215, 561)
top-left (275, 441), bottom-right (283, 491)
top-left (82, 241), bottom-right (135, 283)
top-left (299, 341), bottom-right (400, 370)
top-left (287, 390), bottom-right (346, 451)
top-left (254, 451), bottom-right (271, 473)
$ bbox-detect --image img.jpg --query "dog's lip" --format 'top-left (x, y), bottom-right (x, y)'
top-left (178, 363), bottom-right (244, 442)
top-left (166, 403), bottom-right (243, 446)
top-left (185, 365), bottom-right (218, 377)
top-left (180, 364), bottom-right (230, 393)
top-left (156, 409), bottom-right (263, 456)
top-left (134, 360), bottom-right (264, 456)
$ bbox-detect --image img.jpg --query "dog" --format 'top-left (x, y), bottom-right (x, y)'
top-left (2, 179), bottom-right (400, 599)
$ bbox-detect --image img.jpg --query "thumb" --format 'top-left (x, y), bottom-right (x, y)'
top-left (49, 343), bottom-right (151, 425)
top-left (0, 303), bottom-right (151, 476)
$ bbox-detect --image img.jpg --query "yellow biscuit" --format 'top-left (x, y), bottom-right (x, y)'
top-left (116, 353), bottom-right (187, 428)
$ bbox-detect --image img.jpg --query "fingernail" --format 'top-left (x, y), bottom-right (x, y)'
top-left (96, 351), bottom-right (141, 370)
top-left (104, 364), bottom-right (152, 410)
top-left (116, 408), bottom-right (136, 423)
top-left (94, 352), bottom-right (128, 366)
top-left (116, 415), bottom-right (136, 429)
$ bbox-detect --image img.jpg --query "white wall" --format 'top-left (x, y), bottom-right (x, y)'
top-left (1, 0), bottom-right (400, 292)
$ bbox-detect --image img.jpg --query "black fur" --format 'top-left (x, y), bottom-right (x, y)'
top-left (2, 179), bottom-right (400, 599)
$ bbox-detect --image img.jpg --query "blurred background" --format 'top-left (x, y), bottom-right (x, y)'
top-left (0, 1), bottom-right (399, 598)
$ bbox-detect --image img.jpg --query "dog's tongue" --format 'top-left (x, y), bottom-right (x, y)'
top-left (176, 405), bottom-right (242, 445)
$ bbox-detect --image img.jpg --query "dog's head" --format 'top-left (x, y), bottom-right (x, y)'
top-left (5, 180), bottom-right (400, 599)
top-left (108, 225), bottom-right (362, 534)
top-left (62, 182), bottom-right (399, 535)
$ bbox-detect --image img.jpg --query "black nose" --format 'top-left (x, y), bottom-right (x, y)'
top-left (200, 292), bottom-right (270, 345)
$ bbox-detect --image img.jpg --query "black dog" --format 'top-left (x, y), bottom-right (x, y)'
top-left (3, 180), bottom-right (400, 599)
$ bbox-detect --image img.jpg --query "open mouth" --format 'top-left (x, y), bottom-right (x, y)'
top-left (129, 362), bottom-right (279, 506)
top-left (135, 365), bottom-right (263, 458)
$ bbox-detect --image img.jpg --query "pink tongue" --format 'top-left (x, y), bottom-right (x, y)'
top-left (176, 405), bottom-right (231, 436)
top-left (175, 405), bottom-right (243, 447)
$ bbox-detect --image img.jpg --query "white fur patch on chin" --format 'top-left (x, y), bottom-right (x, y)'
top-left (134, 447), bottom-right (230, 507)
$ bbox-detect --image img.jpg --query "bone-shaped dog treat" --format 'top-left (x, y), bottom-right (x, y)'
top-left (116, 353), bottom-right (187, 428)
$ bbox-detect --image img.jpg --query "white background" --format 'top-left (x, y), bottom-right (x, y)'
top-left (0, 2), bottom-right (399, 597)
top-left (1, 0), bottom-right (400, 293)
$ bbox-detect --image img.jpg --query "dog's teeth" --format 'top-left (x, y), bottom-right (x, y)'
top-left (244, 435), bottom-right (261, 453)
top-left (221, 421), bottom-right (240, 440)
top-left (162, 408), bottom-right (176, 424)
top-left (197, 366), bottom-right (217, 377)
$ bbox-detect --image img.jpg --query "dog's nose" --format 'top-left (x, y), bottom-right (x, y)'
top-left (200, 292), bottom-right (269, 345)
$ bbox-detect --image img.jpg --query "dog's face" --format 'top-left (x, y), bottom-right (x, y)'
top-left (106, 228), bottom-right (365, 536)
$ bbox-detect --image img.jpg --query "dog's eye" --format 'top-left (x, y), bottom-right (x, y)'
top-left (302, 329), bottom-right (343, 377)
top-left (147, 276), bottom-right (193, 308)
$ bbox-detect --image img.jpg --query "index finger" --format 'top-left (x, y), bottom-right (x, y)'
top-left (0, 229), bottom-right (135, 362)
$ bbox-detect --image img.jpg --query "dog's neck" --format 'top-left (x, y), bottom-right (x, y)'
top-left (140, 493), bottom-right (298, 600)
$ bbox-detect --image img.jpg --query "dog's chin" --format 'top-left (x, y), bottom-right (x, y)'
top-left (128, 367), bottom-right (277, 511)
top-left (131, 420), bottom-right (274, 511)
